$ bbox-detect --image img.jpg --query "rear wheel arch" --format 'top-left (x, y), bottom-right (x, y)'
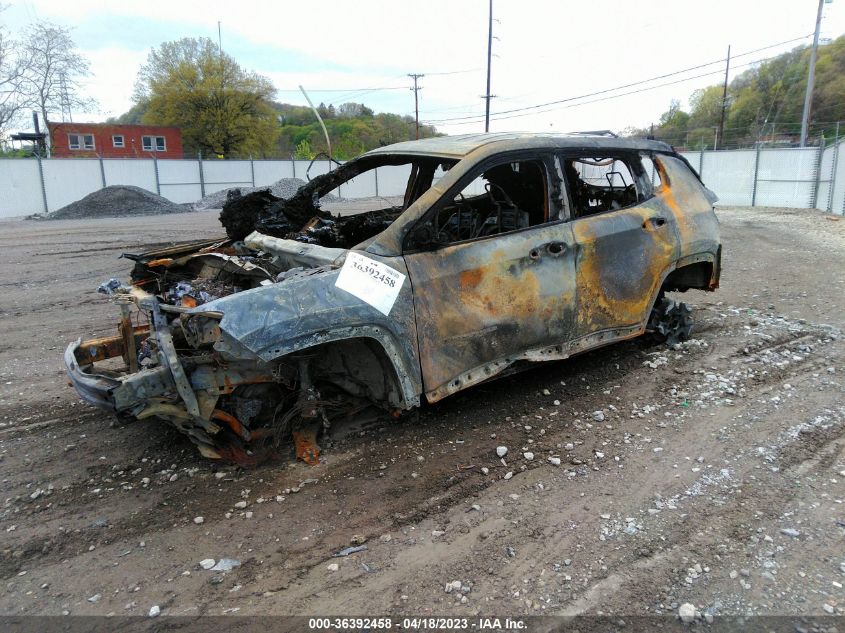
top-left (640, 251), bottom-right (718, 341)
top-left (659, 251), bottom-right (719, 294)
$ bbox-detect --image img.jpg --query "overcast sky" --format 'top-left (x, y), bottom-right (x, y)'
top-left (4, 0), bottom-right (845, 136)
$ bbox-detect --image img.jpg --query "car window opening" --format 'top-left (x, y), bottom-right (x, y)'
top-left (639, 154), bottom-right (668, 192)
top-left (427, 159), bottom-right (549, 245)
top-left (220, 156), bottom-right (456, 249)
top-left (564, 155), bottom-right (651, 218)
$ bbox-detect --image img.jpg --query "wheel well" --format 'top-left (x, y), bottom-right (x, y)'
top-left (308, 337), bottom-right (405, 408)
top-left (661, 261), bottom-right (713, 292)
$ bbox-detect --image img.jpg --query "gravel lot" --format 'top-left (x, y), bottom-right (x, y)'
top-left (0, 206), bottom-right (843, 623)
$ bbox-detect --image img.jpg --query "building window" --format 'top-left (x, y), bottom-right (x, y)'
top-left (112, 135), bottom-right (124, 148)
top-left (68, 134), bottom-right (95, 150)
top-left (142, 135), bottom-right (166, 152)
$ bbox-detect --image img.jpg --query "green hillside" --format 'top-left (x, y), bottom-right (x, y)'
top-left (629, 34), bottom-right (845, 149)
top-left (110, 99), bottom-right (438, 160)
top-left (271, 102), bottom-right (438, 160)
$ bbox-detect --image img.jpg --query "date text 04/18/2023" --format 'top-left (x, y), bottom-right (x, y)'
top-left (307, 617), bottom-right (526, 630)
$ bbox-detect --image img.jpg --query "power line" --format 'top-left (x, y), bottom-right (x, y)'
top-left (272, 70), bottom-right (480, 95)
top-left (274, 87), bottom-right (408, 92)
top-left (424, 33), bottom-right (812, 125)
top-left (432, 54), bottom-right (793, 127)
top-left (420, 68), bottom-right (482, 76)
top-left (407, 93), bottom-right (532, 118)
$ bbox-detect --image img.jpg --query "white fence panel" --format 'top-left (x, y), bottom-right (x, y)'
top-left (0, 159), bottom-right (42, 216)
top-left (337, 172), bottom-right (377, 199)
top-left (41, 159), bottom-right (103, 211)
top-left (700, 150), bottom-right (756, 206)
top-left (830, 141), bottom-right (845, 215)
top-left (202, 160), bottom-right (253, 194)
top-left (816, 143), bottom-right (835, 211)
top-left (157, 160), bottom-right (203, 203)
top-left (253, 160), bottom-right (295, 186)
top-left (102, 159), bottom-right (157, 192)
top-left (755, 147), bottom-right (817, 208)
top-left (374, 165), bottom-right (413, 197)
top-left (679, 151), bottom-right (704, 178)
top-left (293, 160), bottom-right (318, 182)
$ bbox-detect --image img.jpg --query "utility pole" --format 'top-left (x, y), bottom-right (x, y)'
top-left (483, 0), bottom-right (494, 132)
top-left (800, 0), bottom-right (825, 147)
top-left (218, 21), bottom-right (223, 53)
top-left (716, 45), bottom-right (731, 150)
top-left (408, 73), bottom-right (424, 139)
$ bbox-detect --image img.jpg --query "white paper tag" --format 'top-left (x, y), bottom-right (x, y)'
top-left (335, 252), bottom-right (406, 316)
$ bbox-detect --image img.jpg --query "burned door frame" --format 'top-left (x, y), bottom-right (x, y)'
top-left (402, 150), bottom-right (579, 402)
top-left (559, 150), bottom-right (682, 341)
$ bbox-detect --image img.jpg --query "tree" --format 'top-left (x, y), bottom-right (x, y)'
top-left (655, 99), bottom-right (690, 145)
top-left (0, 4), bottom-right (28, 140)
top-left (630, 35), bottom-right (845, 149)
top-left (106, 100), bottom-right (147, 125)
top-left (17, 22), bottom-right (97, 154)
top-left (337, 102), bottom-right (373, 118)
top-left (134, 37), bottom-right (279, 158)
top-left (294, 138), bottom-right (314, 159)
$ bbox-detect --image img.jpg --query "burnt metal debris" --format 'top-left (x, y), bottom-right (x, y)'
top-left (65, 133), bottom-right (721, 466)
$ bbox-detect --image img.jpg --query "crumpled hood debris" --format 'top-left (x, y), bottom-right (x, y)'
top-left (193, 260), bottom-right (401, 362)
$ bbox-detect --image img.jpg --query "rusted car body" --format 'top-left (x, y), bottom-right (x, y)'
top-left (65, 133), bottom-right (720, 464)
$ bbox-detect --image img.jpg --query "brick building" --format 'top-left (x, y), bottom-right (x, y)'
top-left (48, 122), bottom-right (183, 158)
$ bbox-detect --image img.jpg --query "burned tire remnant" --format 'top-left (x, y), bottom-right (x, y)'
top-left (648, 297), bottom-right (693, 346)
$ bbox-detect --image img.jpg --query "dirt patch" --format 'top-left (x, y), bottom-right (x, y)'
top-left (0, 206), bottom-right (844, 621)
top-left (40, 185), bottom-right (190, 220)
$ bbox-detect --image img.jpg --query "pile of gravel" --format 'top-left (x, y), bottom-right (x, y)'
top-left (193, 177), bottom-right (339, 210)
top-left (44, 186), bottom-right (189, 220)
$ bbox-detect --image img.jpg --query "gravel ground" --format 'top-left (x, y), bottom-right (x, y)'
top-left (41, 185), bottom-right (190, 220)
top-left (0, 206), bottom-right (843, 625)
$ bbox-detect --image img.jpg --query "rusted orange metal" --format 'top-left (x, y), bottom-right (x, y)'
top-left (292, 427), bottom-right (320, 465)
top-left (74, 327), bottom-right (149, 366)
top-left (211, 409), bottom-right (250, 441)
top-left (146, 258), bottom-right (174, 267)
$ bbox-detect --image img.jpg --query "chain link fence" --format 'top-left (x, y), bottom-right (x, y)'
top-left (681, 139), bottom-right (844, 214)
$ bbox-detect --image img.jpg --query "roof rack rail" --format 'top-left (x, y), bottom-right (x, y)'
top-left (568, 130), bottom-right (619, 138)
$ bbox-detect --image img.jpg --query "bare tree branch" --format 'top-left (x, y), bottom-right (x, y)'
top-left (0, 3), bottom-right (30, 139)
top-left (17, 21), bottom-right (98, 154)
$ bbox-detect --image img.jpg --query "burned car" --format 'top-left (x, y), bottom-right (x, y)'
top-left (65, 133), bottom-right (720, 465)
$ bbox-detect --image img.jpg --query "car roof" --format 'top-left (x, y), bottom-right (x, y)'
top-left (365, 132), bottom-right (674, 159)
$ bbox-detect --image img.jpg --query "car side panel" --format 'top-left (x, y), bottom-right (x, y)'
top-left (405, 222), bottom-right (578, 400)
top-left (570, 196), bottom-right (681, 336)
top-left (654, 154), bottom-right (721, 267)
